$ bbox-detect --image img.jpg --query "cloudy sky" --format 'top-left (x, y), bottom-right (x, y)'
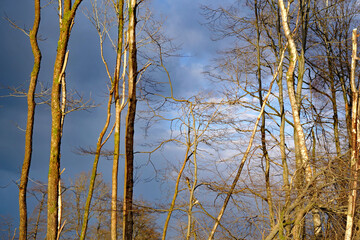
top-left (0, 0), bottom-right (233, 229)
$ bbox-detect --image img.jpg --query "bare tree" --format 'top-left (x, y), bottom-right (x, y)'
top-left (344, 28), bottom-right (359, 240)
top-left (47, 0), bottom-right (84, 239)
top-left (111, 0), bottom-right (126, 239)
top-left (123, 0), bottom-right (138, 238)
top-left (18, 1), bottom-right (41, 239)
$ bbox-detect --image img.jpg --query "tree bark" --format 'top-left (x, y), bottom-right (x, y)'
top-left (19, 1), bottom-right (41, 239)
top-left (344, 28), bottom-right (359, 240)
top-left (123, 0), bottom-right (137, 239)
top-left (47, 1), bottom-right (83, 239)
top-left (111, 1), bottom-right (125, 239)
top-left (278, 0), bottom-right (313, 238)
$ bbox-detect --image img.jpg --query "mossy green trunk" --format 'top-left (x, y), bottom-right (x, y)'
top-left (47, 1), bottom-right (83, 239)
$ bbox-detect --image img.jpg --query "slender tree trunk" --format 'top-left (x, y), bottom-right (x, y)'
top-left (162, 147), bottom-right (192, 240)
top-left (32, 191), bottom-right (46, 240)
top-left (254, 0), bottom-right (275, 228)
top-left (111, 1), bottom-right (125, 239)
top-left (81, 1), bottom-right (125, 239)
top-left (337, 29), bottom-right (352, 140)
top-left (19, 1), bottom-right (41, 239)
top-left (270, 4), bottom-right (290, 236)
top-left (328, 55), bottom-right (341, 157)
top-left (278, 1), bottom-right (313, 238)
top-left (186, 111), bottom-right (198, 240)
top-left (278, 64), bottom-right (291, 239)
top-left (80, 92), bottom-right (113, 240)
top-left (123, 0), bottom-right (137, 239)
top-left (47, 1), bottom-right (83, 239)
top-left (344, 28), bottom-right (359, 240)
top-left (294, 52), bottom-right (306, 236)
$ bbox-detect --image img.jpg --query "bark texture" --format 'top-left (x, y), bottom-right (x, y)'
top-left (123, 0), bottom-right (137, 239)
top-left (19, 1), bottom-right (41, 239)
top-left (278, 1), bottom-right (313, 238)
top-left (111, 1), bottom-right (125, 239)
top-left (47, 1), bottom-right (83, 239)
top-left (344, 28), bottom-right (359, 240)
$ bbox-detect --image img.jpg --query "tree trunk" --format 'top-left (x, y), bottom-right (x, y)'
top-left (162, 147), bottom-right (192, 240)
top-left (344, 28), bottom-right (359, 240)
top-left (186, 112), bottom-right (198, 240)
top-left (47, 1), bottom-right (83, 239)
top-left (270, 5), bottom-right (290, 236)
top-left (123, 0), bottom-right (137, 239)
top-left (80, 92), bottom-right (113, 240)
top-left (19, 1), bottom-right (41, 239)
top-left (111, 1), bottom-right (125, 239)
top-left (278, 1), bottom-right (313, 238)
top-left (254, 0), bottom-right (275, 228)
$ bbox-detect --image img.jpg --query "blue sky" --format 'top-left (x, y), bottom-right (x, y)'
top-left (0, 0), bottom-right (231, 230)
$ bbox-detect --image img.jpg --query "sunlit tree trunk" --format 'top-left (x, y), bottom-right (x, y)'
top-left (111, 1), bottom-right (125, 239)
top-left (344, 28), bottom-right (359, 240)
top-left (80, 92), bottom-right (113, 240)
top-left (278, 0), bottom-right (313, 238)
top-left (19, 1), bottom-right (41, 239)
top-left (265, 2), bottom-right (290, 235)
top-left (47, 1), bottom-right (83, 239)
top-left (162, 142), bottom-right (192, 240)
top-left (123, 0), bottom-right (137, 239)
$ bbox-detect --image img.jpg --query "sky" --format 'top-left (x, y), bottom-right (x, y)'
top-left (0, 0), bottom-right (232, 232)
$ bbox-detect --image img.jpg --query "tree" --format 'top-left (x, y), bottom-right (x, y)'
top-left (123, 0), bottom-right (138, 238)
top-left (112, 0), bottom-right (126, 239)
top-left (278, 0), bottom-right (314, 237)
top-left (47, 0), bottom-right (84, 239)
top-left (344, 28), bottom-right (359, 240)
top-left (18, 0), bottom-right (41, 239)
